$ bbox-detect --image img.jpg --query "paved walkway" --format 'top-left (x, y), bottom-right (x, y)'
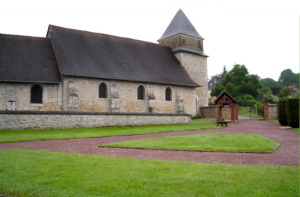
top-left (0, 120), bottom-right (298, 166)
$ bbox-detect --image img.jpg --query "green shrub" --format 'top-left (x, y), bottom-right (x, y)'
top-left (286, 99), bottom-right (299, 128)
top-left (255, 102), bottom-right (264, 116)
top-left (192, 115), bottom-right (202, 119)
top-left (278, 100), bottom-right (288, 126)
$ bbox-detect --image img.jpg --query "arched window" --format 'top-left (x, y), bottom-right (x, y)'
top-left (165, 87), bottom-right (172, 101)
top-left (99, 82), bottom-right (108, 98)
top-left (137, 85), bottom-right (145, 100)
top-left (31, 85), bottom-right (43, 104)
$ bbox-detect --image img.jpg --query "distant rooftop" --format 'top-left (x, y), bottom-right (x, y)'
top-left (159, 9), bottom-right (204, 41)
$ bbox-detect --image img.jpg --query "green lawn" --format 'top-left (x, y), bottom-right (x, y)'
top-left (0, 119), bottom-right (219, 143)
top-left (267, 119), bottom-right (279, 124)
top-left (0, 149), bottom-right (298, 197)
top-left (267, 119), bottom-right (299, 132)
top-left (290, 128), bottom-right (300, 132)
top-left (102, 133), bottom-right (279, 153)
top-left (238, 106), bottom-right (263, 119)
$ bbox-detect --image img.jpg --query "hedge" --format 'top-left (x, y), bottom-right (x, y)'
top-left (278, 100), bottom-right (288, 126)
top-left (286, 99), bottom-right (299, 128)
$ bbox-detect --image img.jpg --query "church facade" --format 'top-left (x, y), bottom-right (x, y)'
top-left (0, 10), bottom-right (208, 118)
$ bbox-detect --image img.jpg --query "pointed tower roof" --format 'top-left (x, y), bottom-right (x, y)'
top-left (159, 9), bottom-right (203, 41)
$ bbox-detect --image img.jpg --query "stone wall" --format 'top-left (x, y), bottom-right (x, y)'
top-left (0, 111), bottom-right (191, 130)
top-left (63, 77), bottom-right (197, 115)
top-left (0, 78), bottom-right (198, 115)
top-left (158, 33), bottom-right (208, 110)
top-left (0, 83), bottom-right (62, 111)
top-left (174, 52), bottom-right (208, 108)
top-left (264, 104), bottom-right (278, 120)
top-left (200, 106), bottom-right (231, 120)
top-left (159, 35), bottom-right (204, 53)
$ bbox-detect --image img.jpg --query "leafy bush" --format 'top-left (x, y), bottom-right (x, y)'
top-left (255, 101), bottom-right (264, 116)
top-left (285, 99), bottom-right (299, 128)
top-left (192, 115), bottom-right (202, 119)
top-left (278, 100), bottom-right (288, 126)
top-left (262, 93), bottom-right (279, 104)
top-left (244, 95), bottom-right (257, 103)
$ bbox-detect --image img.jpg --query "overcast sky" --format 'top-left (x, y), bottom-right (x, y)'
top-left (1, 0), bottom-right (299, 81)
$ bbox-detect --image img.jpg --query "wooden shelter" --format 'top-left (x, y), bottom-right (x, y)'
top-left (214, 91), bottom-right (238, 123)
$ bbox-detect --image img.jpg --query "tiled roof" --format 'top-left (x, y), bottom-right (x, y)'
top-left (158, 9), bottom-right (203, 40)
top-left (0, 34), bottom-right (61, 83)
top-left (47, 25), bottom-right (199, 87)
top-left (215, 90), bottom-right (237, 104)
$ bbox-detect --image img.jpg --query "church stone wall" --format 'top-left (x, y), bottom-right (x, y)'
top-left (0, 83), bottom-right (61, 111)
top-left (159, 35), bottom-right (204, 53)
top-left (0, 77), bottom-right (198, 118)
top-left (174, 53), bottom-right (208, 108)
top-left (62, 77), bottom-right (197, 115)
top-left (62, 78), bottom-right (110, 112)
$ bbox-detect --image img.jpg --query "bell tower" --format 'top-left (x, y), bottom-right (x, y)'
top-left (158, 9), bottom-right (208, 108)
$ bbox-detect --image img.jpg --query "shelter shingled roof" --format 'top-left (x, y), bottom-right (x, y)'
top-left (0, 34), bottom-right (61, 83)
top-left (214, 90), bottom-right (237, 105)
top-left (47, 25), bottom-right (199, 87)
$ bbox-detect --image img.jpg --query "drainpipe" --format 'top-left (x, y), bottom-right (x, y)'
top-left (195, 96), bottom-right (198, 115)
top-left (61, 76), bottom-right (64, 110)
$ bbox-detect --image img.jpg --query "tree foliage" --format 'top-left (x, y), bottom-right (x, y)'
top-left (262, 93), bottom-right (279, 104)
top-left (260, 78), bottom-right (278, 88)
top-left (278, 69), bottom-right (298, 87)
top-left (279, 87), bottom-right (296, 98)
top-left (211, 64), bottom-right (261, 99)
top-left (210, 66), bottom-right (299, 103)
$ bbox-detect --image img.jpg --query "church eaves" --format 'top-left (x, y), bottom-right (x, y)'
top-left (158, 9), bottom-right (204, 41)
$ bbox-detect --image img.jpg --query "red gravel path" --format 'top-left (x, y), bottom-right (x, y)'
top-left (0, 120), bottom-right (298, 166)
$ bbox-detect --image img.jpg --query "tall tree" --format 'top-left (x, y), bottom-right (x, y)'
top-left (260, 78), bottom-right (278, 88)
top-left (278, 69), bottom-right (298, 87)
top-left (279, 87), bottom-right (296, 98)
top-left (211, 64), bottom-right (261, 99)
top-left (221, 66), bottom-right (227, 78)
top-left (260, 78), bottom-right (282, 96)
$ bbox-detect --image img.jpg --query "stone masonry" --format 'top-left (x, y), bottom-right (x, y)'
top-left (0, 111), bottom-right (191, 130)
top-left (0, 77), bottom-right (197, 115)
top-left (0, 83), bottom-right (61, 111)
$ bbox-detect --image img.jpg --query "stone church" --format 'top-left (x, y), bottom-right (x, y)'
top-left (0, 9), bottom-right (208, 118)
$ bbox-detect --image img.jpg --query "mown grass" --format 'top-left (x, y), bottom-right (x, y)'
top-left (102, 133), bottom-right (279, 153)
top-left (0, 149), bottom-right (298, 197)
top-left (0, 119), bottom-right (219, 143)
top-left (267, 119), bottom-right (279, 124)
top-left (267, 119), bottom-right (299, 132)
top-left (290, 128), bottom-right (300, 132)
top-left (238, 106), bottom-right (263, 119)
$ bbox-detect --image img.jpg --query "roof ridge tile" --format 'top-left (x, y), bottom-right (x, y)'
top-left (48, 24), bottom-right (163, 48)
top-left (0, 33), bottom-right (47, 40)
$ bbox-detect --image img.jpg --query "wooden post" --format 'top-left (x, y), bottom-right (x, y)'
top-left (217, 102), bottom-right (222, 119)
top-left (231, 104), bottom-right (237, 123)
